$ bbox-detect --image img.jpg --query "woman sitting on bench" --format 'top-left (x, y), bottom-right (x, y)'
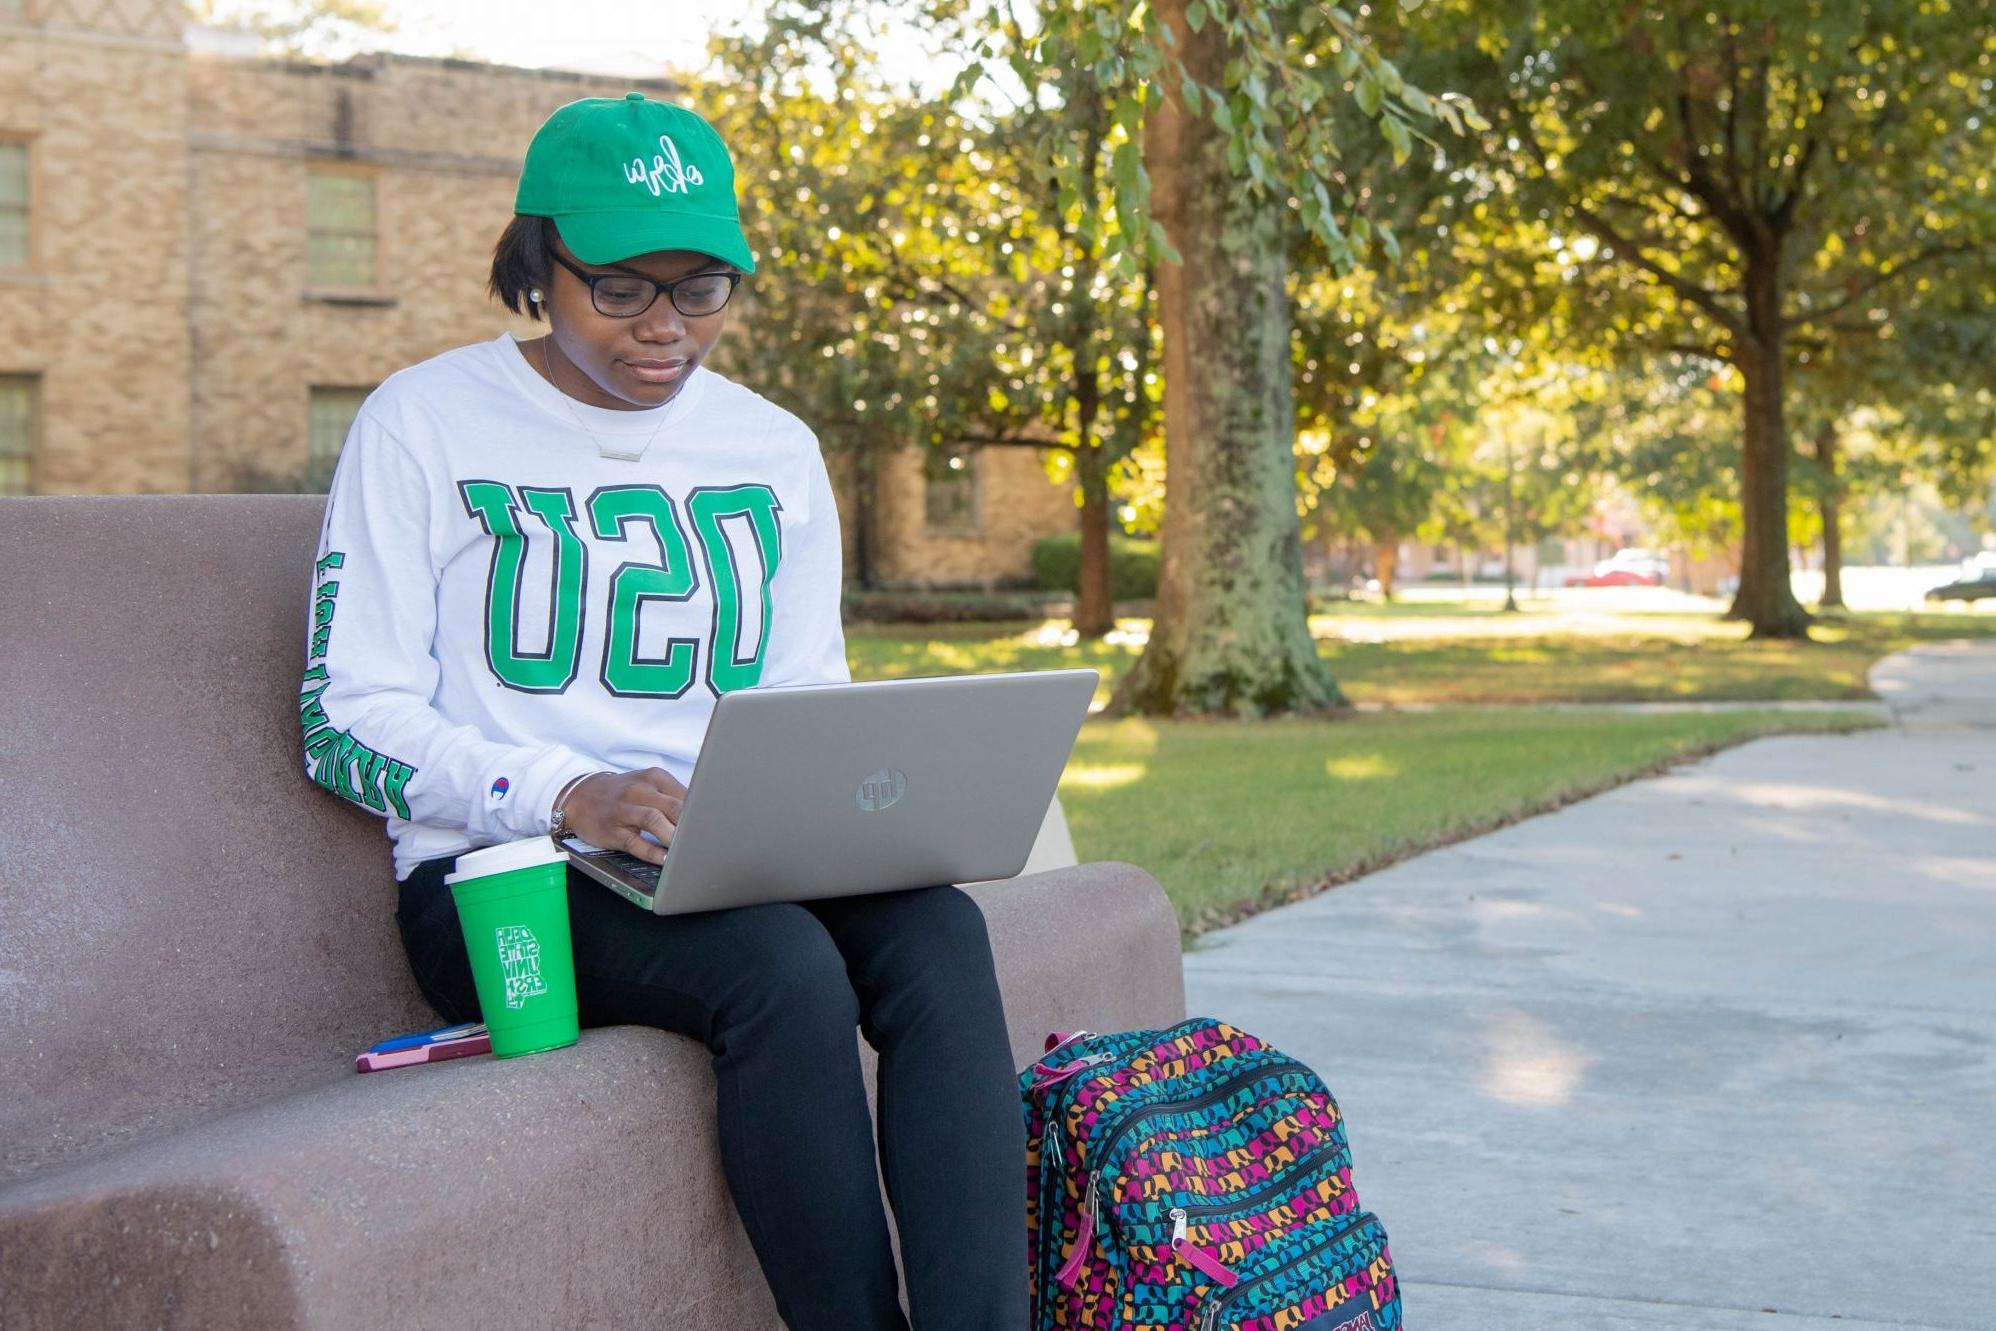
top-left (301, 94), bottom-right (1026, 1331)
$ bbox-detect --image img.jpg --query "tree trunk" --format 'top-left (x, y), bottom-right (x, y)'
top-left (1065, 102), bottom-right (1114, 641)
top-left (1723, 248), bottom-right (1811, 639)
top-left (1075, 443), bottom-right (1115, 638)
top-left (1374, 538), bottom-right (1399, 601)
top-left (1815, 423), bottom-right (1844, 610)
top-left (1109, 0), bottom-right (1343, 716)
top-left (849, 438), bottom-right (878, 590)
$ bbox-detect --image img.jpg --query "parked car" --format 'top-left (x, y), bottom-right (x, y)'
top-left (1565, 548), bottom-right (1669, 587)
top-left (1925, 551), bottom-right (1996, 603)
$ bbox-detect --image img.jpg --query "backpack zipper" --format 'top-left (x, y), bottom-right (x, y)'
top-left (1091, 1055), bottom-right (1304, 1183)
top-left (1056, 1056), bottom-right (1305, 1290)
top-left (1192, 1209), bottom-right (1379, 1331)
top-left (1171, 1137), bottom-right (1348, 1219)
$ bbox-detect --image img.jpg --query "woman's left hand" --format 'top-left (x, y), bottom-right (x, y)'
top-left (560, 767), bottom-right (687, 865)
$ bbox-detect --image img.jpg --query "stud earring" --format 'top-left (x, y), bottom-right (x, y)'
top-left (530, 288), bottom-right (543, 305)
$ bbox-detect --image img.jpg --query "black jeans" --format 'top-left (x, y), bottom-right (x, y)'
top-left (397, 856), bottom-right (1028, 1331)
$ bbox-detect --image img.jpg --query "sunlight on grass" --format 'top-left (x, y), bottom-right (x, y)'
top-left (851, 609), bottom-right (1996, 707)
top-left (1325, 753), bottom-right (1400, 780)
top-left (1056, 708), bottom-right (1882, 934)
top-left (1075, 717), bottom-right (1162, 756)
top-left (842, 605), bottom-right (1979, 933)
top-left (1059, 763), bottom-right (1151, 790)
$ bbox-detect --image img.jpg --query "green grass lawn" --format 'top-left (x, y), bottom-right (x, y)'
top-left (1057, 708), bottom-right (1881, 936)
top-left (846, 610), bottom-right (1996, 707)
top-left (844, 603), bottom-right (1976, 932)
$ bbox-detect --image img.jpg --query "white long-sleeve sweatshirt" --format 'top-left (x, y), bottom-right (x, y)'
top-left (300, 333), bottom-right (850, 880)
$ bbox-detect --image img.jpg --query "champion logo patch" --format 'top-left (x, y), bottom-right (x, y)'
top-left (490, 777), bottom-right (511, 799)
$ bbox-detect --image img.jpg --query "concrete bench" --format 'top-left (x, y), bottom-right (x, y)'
top-left (0, 495), bottom-right (1184, 1329)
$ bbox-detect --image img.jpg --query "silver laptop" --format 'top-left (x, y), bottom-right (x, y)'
top-left (559, 669), bottom-right (1098, 915)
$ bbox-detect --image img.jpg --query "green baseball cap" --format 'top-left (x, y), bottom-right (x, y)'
top-left (515, 93), bottom-right (755, 273)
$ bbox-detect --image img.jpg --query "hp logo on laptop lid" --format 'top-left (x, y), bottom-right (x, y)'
top-left (856, 768), bottom-right (907, 813)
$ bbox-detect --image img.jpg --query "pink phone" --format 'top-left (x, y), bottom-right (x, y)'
top-left (354, 1029), bottom-right (492, 1072)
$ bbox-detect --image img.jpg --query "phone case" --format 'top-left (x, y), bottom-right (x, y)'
top-left (354, 1031), bottom-right (492, 1072)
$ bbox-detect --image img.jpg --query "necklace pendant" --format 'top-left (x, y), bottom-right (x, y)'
top-left (597, 442), bottom-right (649, 461)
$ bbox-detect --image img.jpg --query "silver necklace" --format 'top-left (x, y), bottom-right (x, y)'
top-left (539, 336), bottom-right (670, 463)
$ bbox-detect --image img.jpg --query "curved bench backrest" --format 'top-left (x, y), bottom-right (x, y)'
top-left (0, 495), bottom-right (430, 1183)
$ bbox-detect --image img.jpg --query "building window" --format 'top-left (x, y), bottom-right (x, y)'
top-left (0, 141), bottom-right (27, 267)
top-left (924, 447), bottom-right (981, 533)
top-left (0, 375), bottom-right (34, 496)
top-left (307, 386), bottom-right (370, 490)
top-left (306, 169), bottom-right (377, 289)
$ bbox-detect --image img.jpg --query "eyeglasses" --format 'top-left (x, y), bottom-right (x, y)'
top-left (549, 251), bottom-right (742, 319)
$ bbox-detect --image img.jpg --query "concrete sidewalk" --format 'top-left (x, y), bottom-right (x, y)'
top-left (1184, 640), bottom-right (1996, 1330)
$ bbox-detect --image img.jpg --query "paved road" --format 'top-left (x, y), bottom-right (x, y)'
top-left (1184, 640), bottom-right (1996, 1330)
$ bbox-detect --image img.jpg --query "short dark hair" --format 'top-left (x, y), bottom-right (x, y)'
top-left (489, 214), bottom-right (558, 321)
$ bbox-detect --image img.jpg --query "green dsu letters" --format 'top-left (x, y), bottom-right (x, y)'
top-left (458, 480), bottom-right (784, 698)
top-left (459, 483), bottom-right (591, 693)
top-left (299, 550), bottom-right (419, 818)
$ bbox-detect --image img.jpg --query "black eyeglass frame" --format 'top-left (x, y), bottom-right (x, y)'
top-left (548, 251), bottom-right (743, 319)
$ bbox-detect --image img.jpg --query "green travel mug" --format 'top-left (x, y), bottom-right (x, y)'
top-left (446, 838), bottom-right (580, 1058)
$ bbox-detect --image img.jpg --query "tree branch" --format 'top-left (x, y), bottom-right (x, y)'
top-left (1599, 173), bottom-right (1706, 230)
top-left (1657, 341), bottom-right (1735, 364)
top-left (951, 433), bottom-right (1071, 451)
top-left (1672, 60), bottom-right (1753, 243)
top-left (1774, 19), bottom-right (1873, 221)
top-left (1720, 27), bottom-right (1750, 218)
top-left (1503, 101), bottom-right (1746, 337)
top-left (1790, 241), bottom-right (1979, 331)
top-left (875, 262), bottom-right (1034, 333)
top-left (1747, 45), bottom-right (1774, 211)
top-left (1566, 194), bottom-right (1747, 336)
top-left (1771, 131), bottom-right (1820, 230)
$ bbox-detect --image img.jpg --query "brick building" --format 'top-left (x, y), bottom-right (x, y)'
top-left (0, 0), bottom-right (1075, 587)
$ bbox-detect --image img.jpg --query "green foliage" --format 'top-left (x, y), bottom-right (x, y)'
top-left (841, 587), bottom-right (1063, 623)
top-left (932, 0), bottom-right (1474, 277)
top-left (1403, 0), bottom-right (1996, 359)
top-left (693, 0), bottom-right (1991, 636)
top-left (1385, 0), bottom-right (1996, 634)
top-left (186, 0), bottom-right (393, 58)
top-left (705, 1), bottom-right (1163, 595)
top-left (1031, 532), bottom-right (1160, 599)
top-left (1564, 358), bottom-right (1745, 557)
top-left (701, 10), bottom-right (1019, 462)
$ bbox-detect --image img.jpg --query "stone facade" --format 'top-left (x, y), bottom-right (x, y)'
top-left (870, 443), bottom-right (1077, 587)
top-left (0, 0), bottom-right (1078, 585)
top-left (181, 49), bottom-right (599, 491)
top-left (0, 1), bottom-right (192, 493)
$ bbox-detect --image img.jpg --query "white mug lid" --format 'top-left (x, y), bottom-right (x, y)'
top-left (445, 836), bottom-right (567, 885)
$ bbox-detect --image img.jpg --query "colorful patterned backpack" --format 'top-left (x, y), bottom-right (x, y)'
top-left (1023, 1018), bottom-right (1399, 1331)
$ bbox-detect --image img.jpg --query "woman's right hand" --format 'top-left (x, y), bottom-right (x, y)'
top-left (560, 768), bottom-right (687, 865)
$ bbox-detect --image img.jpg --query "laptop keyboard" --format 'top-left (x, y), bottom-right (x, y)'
top-left (596, 849), bottom-right (664, 890)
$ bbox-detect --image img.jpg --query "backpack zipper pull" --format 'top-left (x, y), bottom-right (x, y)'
top-left (1054, 1172), bottom-right (1103, 1290)
top-left (1030, 1049), bottom-right (1117, 1091)
top-left (1170, 1206), bottom-right (1241, 1290)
